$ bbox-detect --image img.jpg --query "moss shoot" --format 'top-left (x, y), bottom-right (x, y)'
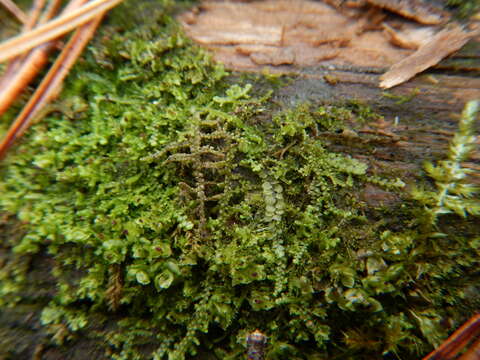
top-left (445, 0), bottom-right (480, 18)
top-left (0, 1), bottom-right (479, 359)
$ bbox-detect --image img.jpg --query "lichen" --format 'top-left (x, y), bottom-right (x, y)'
top-left (0, 1), bottom-right (479, 360)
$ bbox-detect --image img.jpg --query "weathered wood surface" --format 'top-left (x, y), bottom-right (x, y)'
top-left (180, 0), bottom-right (480, 185)
top-left (255, 48), bottom-right (479, 199)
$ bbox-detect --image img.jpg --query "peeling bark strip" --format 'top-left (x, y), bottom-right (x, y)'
top-left (382, 23), bottom-right (435, 50)
top-left (380, 25), bottom-right (479, 89)
top-left (366, 0), bottom-right (449, 25)
top-left (325, 0), bottom-right (449, 25)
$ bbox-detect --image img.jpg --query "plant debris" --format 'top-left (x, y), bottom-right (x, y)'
top-left (380, 24), bottom-right (480, 88)
top-left (0, 0), bottom-right (123, 159)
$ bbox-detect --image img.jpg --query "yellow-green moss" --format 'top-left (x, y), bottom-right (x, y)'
top-left (0, 1), bottom-right (479, 360)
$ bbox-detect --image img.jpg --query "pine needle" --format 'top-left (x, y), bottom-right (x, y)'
top-left (0, 0), bottom-right (71, 116)
top-left (0, 0), bottom-right (28, 24)
top-left (0, 0), bottom-right (123, 63)
top-left (0, 15), bottom-right (104, 159)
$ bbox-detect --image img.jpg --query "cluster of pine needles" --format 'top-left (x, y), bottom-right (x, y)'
top-left (0, 0), bottom-right (123, 159)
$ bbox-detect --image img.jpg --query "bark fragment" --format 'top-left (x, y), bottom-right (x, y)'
top-left (366, 0), bottom-right (449, 25)
top-left (380, 25), bottom-right (480, 89)
top-left (382, 23), bottom-right (435, 50)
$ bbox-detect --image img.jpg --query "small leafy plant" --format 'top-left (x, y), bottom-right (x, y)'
top-left (412, 100), bottom-right (480, 224)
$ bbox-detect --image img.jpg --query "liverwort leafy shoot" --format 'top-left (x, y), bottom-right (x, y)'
top-left (412, 100), bottom-right (480, 224)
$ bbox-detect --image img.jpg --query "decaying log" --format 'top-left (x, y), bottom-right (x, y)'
top-left (365, 0), bottom-right (450, 25)
top-left (181, 0), bottom-right (478, 88)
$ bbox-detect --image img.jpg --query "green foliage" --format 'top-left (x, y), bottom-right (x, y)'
top-left (445, 0), bottom-right (480, 17)
top-left (412, 101), bottom-right (480, 224)
top-left (0, 2), bottom-right (479, 360)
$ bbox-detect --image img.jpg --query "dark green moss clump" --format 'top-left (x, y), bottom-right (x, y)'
top-left (0, 2), bottom-right (479, 360)
top-left (445, 0), bottom-right (480, 18)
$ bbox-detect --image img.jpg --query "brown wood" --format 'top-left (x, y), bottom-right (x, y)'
top-left (380, 25), bottom-right (479, 88)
